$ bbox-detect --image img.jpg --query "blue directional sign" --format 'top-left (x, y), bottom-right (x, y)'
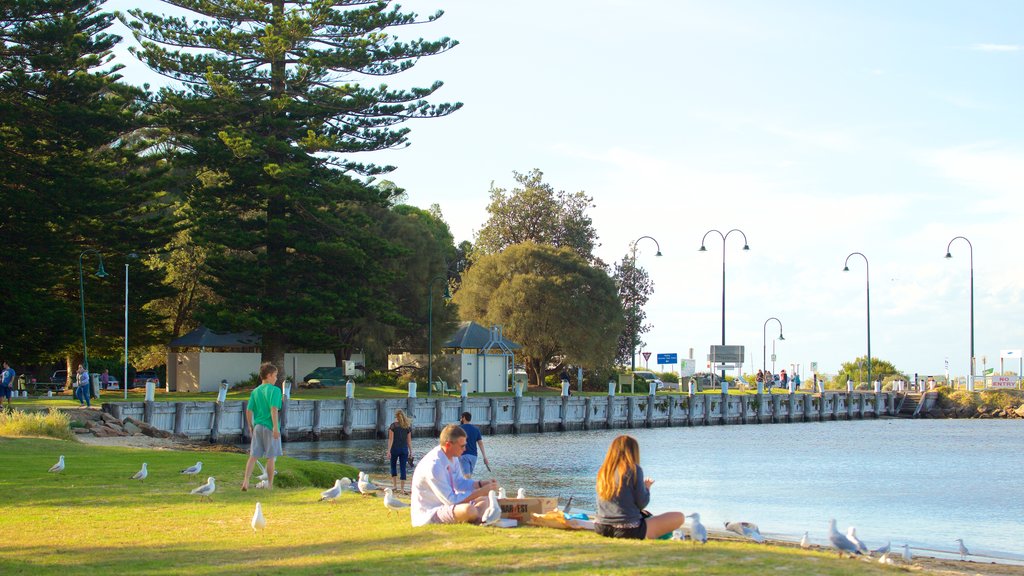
top-left (657, 353), bottom-right (678, 365)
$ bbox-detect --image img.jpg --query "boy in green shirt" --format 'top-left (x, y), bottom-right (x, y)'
top-left (241, 362), bottom-right (283, 491)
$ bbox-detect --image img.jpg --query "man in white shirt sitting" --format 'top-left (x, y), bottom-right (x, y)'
top-left (410, 423), bottom-right (499, 526)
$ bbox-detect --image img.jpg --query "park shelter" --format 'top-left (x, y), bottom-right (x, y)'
top-left (443, 322), bottom-right (521, 393)
top-left (167, 326), bottom-right (335, 392)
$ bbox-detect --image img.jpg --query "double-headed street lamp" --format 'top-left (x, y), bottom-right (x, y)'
top-left (945, 236), bottom-right (974, 391)
top-left (78, 249), bottom-right (108, 397)
top-left (762, 317), bottom-right (784, 375)
top-left (699, 229), bottom-right (749, 380)
top-left (843, 252), bottom-right (871, 387)
top-left (427, 274), bottom-right (451, 396)
top-left (629, 236), bottom-right (662, 372)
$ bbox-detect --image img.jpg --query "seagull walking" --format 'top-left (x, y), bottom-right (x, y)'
top-left (251, 502), bottom-right (266, 533)
top-left (800, 531), bottom-right (810, 549)
top-left (955, 538), bottom-right (969, 561)
top-left (724, 521), bottom-right (764, 543)
top-left (687, 513), bottom-right (707, 544)
top-left (827, 519), bottom-right (861, 556)
top-left (846, 526), bottom-right (868, 554)
top-left (383, 488), bottom-right (410, 517)
top-left (48, 455), bottom-right (65, 473)
top-left (479, 489), bottom-right (502, 526)
top-left (320, 479), bottom-right (343, 503)
top-left (191, 476), bottom-right (216, 501)
top-left (131, 462), bottom-right (148, 482)
top-left (180, 461), bottom-right (203, 477)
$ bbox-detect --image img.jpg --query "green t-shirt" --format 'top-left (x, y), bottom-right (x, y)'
top-left (248, 383), bottom-right (282, 430)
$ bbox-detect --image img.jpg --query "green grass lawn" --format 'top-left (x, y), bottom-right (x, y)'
top-left (0, 436), bottom-right (908, 575)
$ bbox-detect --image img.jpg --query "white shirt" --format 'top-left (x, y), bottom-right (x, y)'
top-left (410, 445), bottom-right (475, 526)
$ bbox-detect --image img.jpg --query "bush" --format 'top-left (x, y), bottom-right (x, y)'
top-left (233, 372), bottom-right (260, 389)
top-left (0, 408), bottom-right (75, 441)
top-left (363, 370), bottom-right (399, 388)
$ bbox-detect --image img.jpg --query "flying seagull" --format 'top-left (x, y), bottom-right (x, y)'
top-left (724, 521), bottom-right (764, 543)
top-left (130, 462), bottom-right (148, 482)
top-left (383, 488), bottom-right (410, 517)
top-left (191, 476), bottom-right (216, 501)
top-left (48, 455), bottom-right (65, 473)
top-left (828, 519), bottom-right (861, 557)
top-left (687, 513), bottom-right (708, 544)
top-left (251, 502), bottom-right (266, 533)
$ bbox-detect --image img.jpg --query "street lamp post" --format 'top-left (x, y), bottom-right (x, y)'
top-left (843, 252), bottom-right (871, 388)
top-left (78, 249), bottom-right (108, 398)
top-left (945, 236), bottom-right (974, 391)
top-left (762, 317), bottom-right (783, 375)
top-left (427, 275), bottom-right (451, 397)
top-left (700, 229), bottom-right (749, 380)
top-left (628, 236), bottom-right (662, 373)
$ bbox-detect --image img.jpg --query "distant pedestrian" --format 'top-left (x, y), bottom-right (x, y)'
top-left (241, 362), bottom-right (283, 491)
top-left (386, 408), bottom-right (413, 494)
top-left (458, 412), bottom-right (489, 478)
top-left (793, 373), bottom-right (801, 389)
top-left (75, 364), bottom-right (90, 407)
top-left (100, 369), bottom-right (111, 390)
top-left (0, 361), bottom-right (15, 410)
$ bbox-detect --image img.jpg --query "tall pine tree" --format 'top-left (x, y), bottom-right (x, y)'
top-left (122, 1), bottom-right (460, 369)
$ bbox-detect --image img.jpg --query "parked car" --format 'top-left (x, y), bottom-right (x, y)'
top-left (91, 373), bottom-right (120, 388)
top-left (303, 366), bottom-right (345, 386)
top-left (133, 370), bottom-right (160, 389)
top-left (689, 372), bottom-right (722, 391)
top-left (632, 370), bottom-right (667, 391)
top-left (51, 370), bottom-right (68, 384)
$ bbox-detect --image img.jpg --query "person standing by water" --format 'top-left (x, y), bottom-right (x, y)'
top-left (458, 412), bottom-right (489, 478)
top-left (241, 362), bottom-right (283, 491)
top-left (386, 409), bottom-right (414, 494)
top-left (75, 364), bottom-right (90, 407)
top-left (594, 435), bottom-right (683, 540)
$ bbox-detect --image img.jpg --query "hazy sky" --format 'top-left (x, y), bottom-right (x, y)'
top-left (108, 1), bottom-right (1023, 380)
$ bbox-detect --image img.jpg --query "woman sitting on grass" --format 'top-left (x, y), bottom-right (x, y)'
top-left (594, 435), bottom-right (683, 540)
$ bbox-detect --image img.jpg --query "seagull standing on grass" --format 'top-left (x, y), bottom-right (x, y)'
top-left (956, 538), bottom-right (969, 561)
top-left (340, 477), bottom-right (359, 492)
top-left (131, 462), bottom-right (148, 482)
top-left (191, 476), bottom-right (216, 501)
top-left (320, 480), bottom-right (343, 503)
top-left (251, 502), bottom-right (266, 533)
top-left (800, 531), bottom-right (810, 549)
top-left (846, 526), bottom-right (868, 554)
top-left (383, 488), bottom-right (410, 517)
top-left (724, 521), bottom-right (764, 543)
top-left (480, 490), bottom-right (502, 526)
top-left (357, 472), bottom-right (378, 495)
top-left (48, 455), bottom-right (65, 473)
top-left (828, 519), bottom-right (861, 556)
top-left (687, 513), bottom-right (708, 544)
top-left (180, 461), bottom-right (202, 477)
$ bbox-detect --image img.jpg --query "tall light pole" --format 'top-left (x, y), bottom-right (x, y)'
top-left (78, 249), bottom-right (108, 398)
top-left (700, 229), bottom-right (749, 380)
top-left (122, 254), bottom-right (139, 400)
top-left (945, 236), bottom-right (974, 391)
top-left (629, 236), bottom-right (662, 372)
top-left (427, 274), bottom-right (451, 396)
top-left (762, 317), bottom-right (783, 375)
top-left (843, 252), bottom-right (871, 387)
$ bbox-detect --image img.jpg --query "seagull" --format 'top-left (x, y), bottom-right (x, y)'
top-left (339, 477), bottom-right (359, 492)
top-left (48, 455), bottom-right (65, 473)
top-left (383, 488), bottom-right (410, 517)
top-left (878, 552), bottom-right (895, 565)
top-left (828, 519), bottom-right (861, 556)
top-left (191, 476), bottom-right (216, 501)
top-left (671, 529), bottom-right (686, 541)
top-left (872, 541), bottom-right (891, 555)
top-left (497, 487), bottom-right (506, 499)
top-left (687, 513), bottom-right (707, 544)
top-left (800, 531), bottom-right (810, 549)
top-left (130, 462), bottom-right (148, 482)
top-left (256, 459), bottom-right (276, 483)
top-left (251, 502), bottom-right (266, 533)
top-left (357, 472), bottom-right (378, 495)
top-left (902, 544), bottom-right (912, 563)
top-left (725, 521), bottom-right (764, 543)
top-left (480, 489), bottom-right (502, 526)
top-left (846, 526), bottom-right (868, 554)
top-left (320, 479), bottom-right (343, 503)
top-left (516, 487), bottom-right (526, 499)
top-left (955, 538), bottom-right (969, 561)
top-left (180, 461), bottom-right (202, 477)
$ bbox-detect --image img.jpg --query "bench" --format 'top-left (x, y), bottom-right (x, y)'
top-left (431, 379), bottom-right (456, 396)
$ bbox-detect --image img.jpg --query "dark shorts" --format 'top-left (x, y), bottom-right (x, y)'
top-left (0, 385), bottom-right (10, 399)
top-left (595, 519), bottom-right (647, 540)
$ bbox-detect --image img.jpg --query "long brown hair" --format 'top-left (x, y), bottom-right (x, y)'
top-left (394, 409), bottom-right (411, 429)
top-left (596, 435), bottom-right (640, 501)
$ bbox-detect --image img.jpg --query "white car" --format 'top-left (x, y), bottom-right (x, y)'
top-left (632, 371), bottom-right (666, 390)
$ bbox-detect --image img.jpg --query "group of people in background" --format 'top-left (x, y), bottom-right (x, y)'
top-left (755, 369), bottom-right (802, 390)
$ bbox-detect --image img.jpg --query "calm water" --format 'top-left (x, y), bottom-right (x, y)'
top-left (286, 419), bottom-right (1024, 562)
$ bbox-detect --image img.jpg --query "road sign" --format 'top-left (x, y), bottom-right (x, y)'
top-left (657, 353), bottom-right (678, 364)
top-left (642, 352), bottom-right (652, 362)
top-left (810, 361), bottom-right (818, 372)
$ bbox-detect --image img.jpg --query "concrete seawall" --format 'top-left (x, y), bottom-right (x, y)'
top-left (102, 391), bottom-right (921, 443)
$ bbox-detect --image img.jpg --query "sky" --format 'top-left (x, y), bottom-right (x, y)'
top-left (105, 0), bottom-right (1024, 381)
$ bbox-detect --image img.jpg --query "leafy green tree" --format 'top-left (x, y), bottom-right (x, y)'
top-left (122, 0), bottom-right (460, 369)
top-left (474, 169), bottom-right (600, 263)
top-left (453, 242), bottom-right (622, 387)
top-left (612, 255), bottom-right (654, 367)
top-left (832, 356), bottom-right (907, 388)
top-left (0, 0), bottom-right (170, 368)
